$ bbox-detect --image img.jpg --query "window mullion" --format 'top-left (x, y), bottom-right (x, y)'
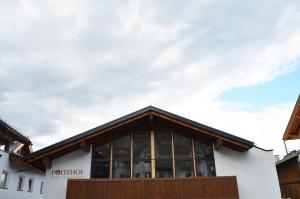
top-left (130, 132), bottom-right (133, 179)
top-left (192, 138), bottom-right (196, 177)
top-left (109, 139), bottom-right (113, 179)
top-left (171, 131), bottom-right (175, 178)
top-left (150, 131), bottom-right (155, 178)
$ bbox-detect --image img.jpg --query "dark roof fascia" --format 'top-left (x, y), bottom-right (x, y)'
top-left (276, 150), bottom-right (300, 166)
top-left (24, 106), bottom-right (254, 161)
top-left (0, 119), bottom-right (32, 145)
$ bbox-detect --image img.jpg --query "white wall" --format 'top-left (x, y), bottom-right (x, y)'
top-left (214, 147), bottom-right (281, 199)
top-left (44, 148), bottom-right (91, 199)
top-left (0, 150), bottom-right (45, 199)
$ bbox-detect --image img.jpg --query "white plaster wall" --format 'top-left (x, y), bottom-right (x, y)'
top-left (44, 148), bottom-right (92, 199)
top-left (0, 150), bottom-right (45, 199)
top-left (214, 147), bottom-right (281, 199)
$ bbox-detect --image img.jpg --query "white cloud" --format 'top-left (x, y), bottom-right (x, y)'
top-left (0, 0), bottom-right (299, 155)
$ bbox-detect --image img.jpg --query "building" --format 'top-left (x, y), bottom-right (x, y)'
top-left (24, 106), bottom-right (281, 199)
top-left (276, 150), bottom-right (300, 198)
top-left (0, 119), bottom-right (45, 199)
top-left (276, 94), bottom-right (300, 199)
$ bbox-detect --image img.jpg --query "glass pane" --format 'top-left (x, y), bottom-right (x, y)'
top-left (0, 172), bottom-right (7, 188)
top-left (93, 142), bottom-right (111, 160)
top-left (113, 134), bottom-right (130, 159)
top-left (133, 160), bottom-right (151, 178)
top-left (156, 160), bottom-right (173, 178)
top-left (174, 133), bottom-right (192, 158)
top-left (196, 159), bottom-right (215, 177)
top-left (91, 160), bottom-right (110, 178)
top-left (112, 160), bottom-right (130, 178)
top-left (194, 140), bottom-right (213, 159)
top-left (155, 133), bottom-right (172, 159)
top-left (133, 133), bottom-right (151, 160)
top-left (175, 160), bottom-right (193, 177)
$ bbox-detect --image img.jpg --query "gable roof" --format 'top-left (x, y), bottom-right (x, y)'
top-left (283, 94), bottom-right (300, 140)
top-left (0, 118), bottom-right (32, 145)
top-left (23, 106), bottom-right (254, 164)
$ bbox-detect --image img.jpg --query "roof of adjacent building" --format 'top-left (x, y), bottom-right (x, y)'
top-left (23, 106), bottom-right (255, 167)
top-left (276, 150), bottom-right (300, 166)
top-left (283, 94), bottom-right (300, 140)
top-left (0, 118), bottom-right (32, 145)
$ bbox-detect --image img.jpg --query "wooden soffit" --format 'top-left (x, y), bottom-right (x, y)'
top-left (283, 95), bottom-right (300, 140)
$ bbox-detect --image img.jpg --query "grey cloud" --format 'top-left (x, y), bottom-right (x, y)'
top-left (0, 0), bottom-right (299, 152)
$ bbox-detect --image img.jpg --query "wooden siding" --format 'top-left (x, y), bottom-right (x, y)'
top-left (280, 182), bottom-right (300, 199)
top-left (66, 176), bottom-right (239, 199)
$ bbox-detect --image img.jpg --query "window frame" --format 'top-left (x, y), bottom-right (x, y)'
top-left (0, 170), bottom-right (9, 189)
top-left (28, 178), bottom-right (33, 192)
top-left (17, 175), bottom-right (24, 191)
top-left (40, 181), bottom-right (44, 194)
top-left (90, 131), bottom-right (216, 179)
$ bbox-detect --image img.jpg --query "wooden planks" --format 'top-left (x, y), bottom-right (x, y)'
top-left (66, 176), bottom-right (239, 199)
top-left (280, 182), bottom-right (300, 199)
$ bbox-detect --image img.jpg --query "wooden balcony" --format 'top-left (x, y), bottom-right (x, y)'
top-left (66, 176), bottom-right (239, 199)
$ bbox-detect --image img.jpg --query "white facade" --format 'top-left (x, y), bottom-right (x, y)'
top-left (44, 148), bottom-right (92, 199)
top-left (0, 150), bottom-right (45, 199)
top-left (43, 145), bottom-right (281, 199)
top-left (214, 147), bottom-right (281, 199)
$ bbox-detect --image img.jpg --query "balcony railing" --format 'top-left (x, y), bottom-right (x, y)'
top-left (66, 176), bottom-right (239, 199)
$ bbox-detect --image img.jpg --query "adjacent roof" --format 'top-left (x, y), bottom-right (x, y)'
top-left (276, 150), bottom-right (300, 166)
top-left (0, 118), bottom-right (32, 145)
top-left (23, 106), bottom-right (254, 164)
top-left (283, 95), bottom-right (300, 140)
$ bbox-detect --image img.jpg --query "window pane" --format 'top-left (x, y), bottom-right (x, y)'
top-left (113, 135), bottom-right (130, 159)
top-left (93, 142), bottom-right (111, 160)
top-left (91, 160), bottom-right (110, 178)
top-left (91, 142), bottom-right (111, 178)
top-left (133, 133), bottom-right (151, 159)
top-left (0, 171), bottom-right (8, 188)
top-left (194, 141), bottom-right (213, 159)
top-left (28, 179), bottom-right (33, 192)
top-left (175, 160), bottom-right (193, 177)
top-left (156, 160), bottom-right (173, 178)
top-left (195, 159), bottom-right (215, 177)
top-left (133, 160), bottom-right (151, 178)
top-left (112, 160), bottom-right (130, 178)
top-left (174, 133), bottom-right (192, 158)
top-left (155, 133), bottom-right (172, 159)
top-left (18, 176), bottom-right (23, 191)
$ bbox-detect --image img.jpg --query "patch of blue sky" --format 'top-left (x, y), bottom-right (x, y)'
top-left (220, 61), bottom-right (300, 108)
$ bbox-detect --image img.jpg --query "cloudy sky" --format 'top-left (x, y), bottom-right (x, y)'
top-left (0, 0), bottom-right (299, 156)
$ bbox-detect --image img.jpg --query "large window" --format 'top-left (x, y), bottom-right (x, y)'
top-left (112, 134), bottom-right (131, 178)
top-left (91, 132), bottom-right (215, 179)
top-left (194, 140), bottom-right (215, 176)
top-left (174, 133), bottom-right (193, 177)
top-left (133, 133), bottom-right (151, 178)
top-left (155, 133), bottom-right (173, 178)
top-left (91, 142), bottom-right (111, 178)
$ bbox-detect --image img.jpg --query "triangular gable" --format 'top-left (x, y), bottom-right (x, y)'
top-left (24, 106), bottom-right (254, 170)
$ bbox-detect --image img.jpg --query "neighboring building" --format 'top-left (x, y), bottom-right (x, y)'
top-left (0, 119), bottom-right (44, 199)
top-left (276, 94), bottom-right (300, 199)
top-left (276, 150), bottom-right (300, 199)
top-left (24, 106), bottom-right (281, 199)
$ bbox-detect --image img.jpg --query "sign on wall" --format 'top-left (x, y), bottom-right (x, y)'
top-left (50, 169), bottom-right (85, 179)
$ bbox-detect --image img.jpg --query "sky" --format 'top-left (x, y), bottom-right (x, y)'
top-left (0, 0), bottom-right (299, 157)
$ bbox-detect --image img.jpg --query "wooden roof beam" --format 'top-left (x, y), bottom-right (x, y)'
top-left (42, 157), bottom-right (52, 169)
top-left (214, 138), bottom-right (223, 151)
top-left (80, 140), bottom-right (90, 153)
